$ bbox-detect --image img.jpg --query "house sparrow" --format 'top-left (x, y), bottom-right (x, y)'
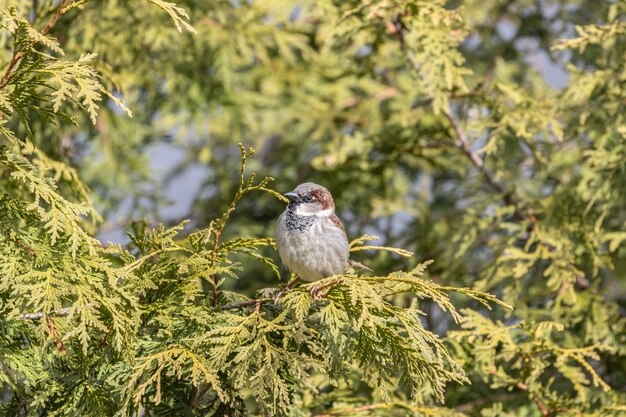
top-left (275, 182), bottom-right (370, 301)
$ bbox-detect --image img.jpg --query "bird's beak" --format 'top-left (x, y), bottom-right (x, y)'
top-left (284, 192), bottom-right (299, 202)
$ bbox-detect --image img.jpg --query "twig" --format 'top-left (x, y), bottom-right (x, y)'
top-left (220, 275), bottom-right (411, 312)
top-left (533, 394), bottom-right (550, 416)
top-left (0, 0), bottom-right (68, 90)
top-left (40, 0), bottom-right (68, 36)
top-left (97, 324), bottom-right (114, 349)
top-left (313, 402), bottom-right (450, 417)
top-left (313, 403), bottom-right (391, 417)
top-left (273, 276), bottom-right (300, 304)
top-left (315, 404), bottom-right (382, 417)
top-left (188, 384), bottom-right (211, 410)
top-left (46, 315), bottom-right (66, 354)
top-left (207, 146), bottom-right (251, 306)
top-left (21, 303), bottom-right (93, 320)
top-left (14, 237), bottom-right (36, 257)
top-left (205, 145), bottom-right (281, 306)
top-left (516, 382), bottom-right (549, 416)
top-left (220, 298), bottom-right (273, 311)
top-left (208, 231), bottom-right (221, 306)
top-left (0, 50), bottom-right (25, 91)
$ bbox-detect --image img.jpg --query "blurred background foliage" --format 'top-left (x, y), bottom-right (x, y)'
top-left (1, 0), bottom-right (626, 415)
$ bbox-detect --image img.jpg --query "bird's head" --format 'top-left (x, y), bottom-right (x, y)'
top-left (284, 182), bottom-right (335, 217)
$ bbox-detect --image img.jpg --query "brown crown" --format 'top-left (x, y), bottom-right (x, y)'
top-left (309, 186), bottom-right (335, 210)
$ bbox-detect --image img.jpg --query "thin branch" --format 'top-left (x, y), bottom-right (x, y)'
top-left (23, 306), bottom-right (70, 320)
top-left (533, 394), bottom-right (551, 416)
top-left (220, 280), bottom-right (421, 312)
top-left (515, 382), bottom-right (549, 416)
top-left (46, 315), bottom-right (66, 354)
top-left (313, 403), bottom-right (392, 417)
top-left (0, 50), bottom-right (25, 91)
top-left (97, 324), bottom-right (114, 349)
top-left (14, 237), bottom-right (36, 257)
top-left (383, 0), bottom-right (585, 288)
top-left (387, 13), bottom-right (539, 228)
top-left (208, 230), bottom-right (221, 306)
top-left (0, 0), bottom-right (68, 91)
top-left (207, 146), bottom-right (250, 306)
top-left (205, 145), bottom-right (284, 306)
top-left (40, 0), bottom-right (68, 36)
top-left (443, 109), bottom-right (534, 224)
top-left (188, 384), bottom-right (211, 410)
top-left (443, 108), bottom-right (589, 289)
top-left (221, 274), bottom-right (444, 312)
top-left (220, 298), bottom-right (273, 311)
top-left (21, 303), bottom-right (93, 320)
top-left (313, 403), bottom-right (454, 417)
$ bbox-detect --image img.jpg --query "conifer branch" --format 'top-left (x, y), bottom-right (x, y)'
top-left (1, 2), bottom-right (622, 414)
top-left (388, 11), bottom-right (537, 227)
top-left (220, 297), bottom-right (273, 311)
top-left (313, 403), bottom-right (393, 417)
top-left (443, 108), bottom-right (535, 224)
top-left (443, 108), bottom-right (589, 289)
top-left (515, 381), bottom-right (549, 416)
top-left (205, 144), bottom-right (285, 306)
top-left (206, 145), bottom-right (254, 306)
top-left (0, 0), bottom-right (67, 90)
top-left (313, 402), bottom-right (467, 417)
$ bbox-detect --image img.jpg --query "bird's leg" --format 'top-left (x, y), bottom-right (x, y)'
top-left (310, 277), bottom-right (340, 303)
top-left (274, 277), bottom-right (300, 305)
top-left (310, 285), bottom-right (323, 303)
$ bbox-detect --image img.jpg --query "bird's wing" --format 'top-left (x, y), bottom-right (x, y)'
top-left (330, 214), bottom-right (374, 273)
top-left (329, 213), bottom-right (346, 233)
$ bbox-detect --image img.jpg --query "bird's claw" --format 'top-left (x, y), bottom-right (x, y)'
top-left (274, 288), bottom-right (287, 305)
top-left (274, 277), bottom-right (300, 305)
top-left (310, 278), bottom-right (342, 303)
top-left (310, 285), bottom-right (323, 303)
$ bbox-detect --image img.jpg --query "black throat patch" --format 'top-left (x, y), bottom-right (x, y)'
top-left (285, 207), bottom-right (315, 231)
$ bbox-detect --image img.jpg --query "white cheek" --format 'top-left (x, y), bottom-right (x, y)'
top-left (315, 208), bottom-right (333, 218)
top-left (294, 203), bottom-right (333, 217)
top-left (294, 204), bottom-right (317, 216)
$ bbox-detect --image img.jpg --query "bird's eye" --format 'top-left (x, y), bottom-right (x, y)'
top-left (303, 195), bottom-right (313, 202)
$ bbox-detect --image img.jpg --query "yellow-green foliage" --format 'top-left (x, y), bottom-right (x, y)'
top-left (1, 1), bottom-right (626, 416)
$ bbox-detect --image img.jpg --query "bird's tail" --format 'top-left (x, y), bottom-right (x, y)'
top-left (348, 259), bottom-right (373, 273)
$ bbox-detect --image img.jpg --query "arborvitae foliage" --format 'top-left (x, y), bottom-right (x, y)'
top-left (1, 1), bottom-right (626, 417)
